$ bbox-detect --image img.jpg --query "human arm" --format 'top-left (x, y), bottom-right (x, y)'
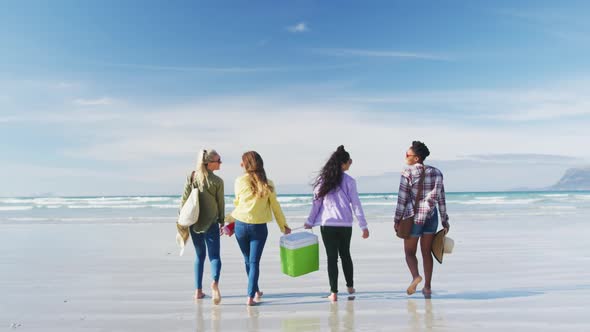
top-left (347, 178), bottom-right (368, 231)
top-left (222, 178), bottom-right (239, 236)
top-left (216, 179), bottom-right (225, 226)
top-left (223, 177), bottom-right (241, 225)
top-left (269, 184), bottom-right (290, 234)
top-left (393, 172), bottom-right (411, 227)
top-left (305, 190), bottom-right (323, 229)
top-left (222, 222), bottom-right (235, 237)
top-left (436, 174), bottom-right (450, 232)
top-left (215, 179), bottom-right (226, 235)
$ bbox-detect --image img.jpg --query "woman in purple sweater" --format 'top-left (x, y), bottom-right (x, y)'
top-left (304, 145), bottom-right (370, 302)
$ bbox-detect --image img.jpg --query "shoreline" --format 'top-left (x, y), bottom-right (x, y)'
top-left (1, 217), bottom-right (589, 331)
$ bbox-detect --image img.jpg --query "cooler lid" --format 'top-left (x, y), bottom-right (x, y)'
top-left (280, 232), bottom-right (318, 249)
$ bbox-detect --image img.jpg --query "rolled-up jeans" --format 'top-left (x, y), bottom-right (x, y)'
top-left (234, 221), bottom-right (268, 298)
top-left (190, 222), bottom-right (221, 289)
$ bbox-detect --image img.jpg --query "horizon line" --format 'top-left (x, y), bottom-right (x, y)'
top-left (3, 189), bottom-right (590, 199)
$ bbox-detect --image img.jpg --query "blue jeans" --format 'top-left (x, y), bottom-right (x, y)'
top-left (234, 221), bottom-right (268, 298)
top-left (190, 223), bottom-right (221, 289)
top-left (410, 207), bottom-right (438, 238)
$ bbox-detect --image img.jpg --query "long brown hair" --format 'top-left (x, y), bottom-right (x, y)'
top-left (242, 151), bottom-right (273, 198)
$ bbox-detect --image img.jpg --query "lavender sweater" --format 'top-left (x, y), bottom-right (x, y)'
top-left (305, 173), bottom-right (368, 230)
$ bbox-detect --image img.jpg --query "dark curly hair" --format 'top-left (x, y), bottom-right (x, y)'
top-left (313, 145), bottom-right (351, 198)
top-left (411, 141), bottom-right (430, 163)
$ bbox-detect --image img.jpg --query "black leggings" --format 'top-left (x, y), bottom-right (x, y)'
top-left (320, 226), bottom-right (353, 293)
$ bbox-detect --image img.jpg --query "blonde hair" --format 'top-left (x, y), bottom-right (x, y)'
top-left (242, 151), bottom-right (273, 198)
top-left (194, 149), bottom-right (219, 191)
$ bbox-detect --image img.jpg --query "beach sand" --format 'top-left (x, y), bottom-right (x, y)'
top-left (1, 215), bottom-right (589, 331)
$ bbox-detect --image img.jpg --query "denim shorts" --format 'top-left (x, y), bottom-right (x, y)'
top-left (410, 207), bottom-right (438, 238)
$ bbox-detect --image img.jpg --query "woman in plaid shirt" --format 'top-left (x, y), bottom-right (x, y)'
top-left (394, 141), bottom-right (450, 297)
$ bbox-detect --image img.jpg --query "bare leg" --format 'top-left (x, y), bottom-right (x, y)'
top-left (404, 237), bottom-right (422, 295)
top-left (211, 281), bottom-right (221, 305)
top-left (420, 234), bottom-right (435, 294)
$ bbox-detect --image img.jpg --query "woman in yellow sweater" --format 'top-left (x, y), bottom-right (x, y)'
top-left (225, 151), bottom-right (291, 306)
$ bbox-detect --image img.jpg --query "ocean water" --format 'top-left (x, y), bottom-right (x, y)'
top-left (1, 191), bottom-right (589, 225)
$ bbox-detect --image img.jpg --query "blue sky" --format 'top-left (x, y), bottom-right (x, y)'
top-left (1, 1), bottom-right (590, 196)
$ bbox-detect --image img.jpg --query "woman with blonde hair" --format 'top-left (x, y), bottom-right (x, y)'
top-left (179, 149), bottom-right (225, 304)
top-left (225, 151), bottom-right (291, 306)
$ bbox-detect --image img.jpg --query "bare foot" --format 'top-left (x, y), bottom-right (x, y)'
top-left (211, 282), bottom-right (221, 305)
top-left (406, 276), bottom-right (423, 295)
top-left (328, 293), bottom-right (337, 302)
top-left (422, 287), bottom-right (432, 298)
top-left (194, 289), bottom-right (206, 300)
top-left (246, 297), bottom-right (258, 306)
top-left (255, 291), bottom-right (263, 300)
top-left (347, 287), bottom-right (356, 294)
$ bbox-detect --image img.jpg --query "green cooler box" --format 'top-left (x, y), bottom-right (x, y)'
top-left (280, 231), bottom-right (319, 277)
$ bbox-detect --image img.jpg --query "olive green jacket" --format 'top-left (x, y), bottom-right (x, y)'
top-left (179, 171), bottom-right (225, 233)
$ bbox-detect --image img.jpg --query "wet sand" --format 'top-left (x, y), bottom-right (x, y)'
top-left (1, 215), bottom-right (589, 331)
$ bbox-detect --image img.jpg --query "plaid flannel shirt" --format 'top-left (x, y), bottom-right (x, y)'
top-left (393, 164), bottom-right (449, 227)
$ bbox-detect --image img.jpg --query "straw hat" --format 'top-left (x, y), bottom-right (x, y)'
top-left (432, 229), bottom-right (454, 264)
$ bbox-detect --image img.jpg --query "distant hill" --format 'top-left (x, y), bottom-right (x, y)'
top-left (278, 166), bottom-right (590, 195)
top-left (548, 167), bottom-right (590, 191)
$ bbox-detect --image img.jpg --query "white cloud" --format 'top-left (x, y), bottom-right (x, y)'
top-left (0, 163), bottom-right (117, 179)
top-left (4, 78), bottom-right (590, 195)
top-left (73, 97), bottom-right (114, 106)
top-left (329, 83), bottom-right (590, 121)
top-left (81, 62), bottom-right (351, 74)
top-left (50, 93), bottom-right (589, 189)
top-left (287, 22), bottom-right (309, 33)
top-left (458, 154), bottom-right (583, 165)
top-left (312, 48), bottom-right (451, 60)
top-left (0, 162), bottom-right (181, 196)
